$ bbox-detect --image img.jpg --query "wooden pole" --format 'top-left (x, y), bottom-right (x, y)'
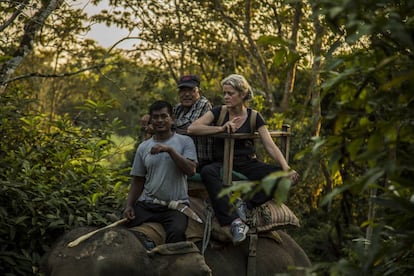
top-left (67, 218), bottom-right (128, 248)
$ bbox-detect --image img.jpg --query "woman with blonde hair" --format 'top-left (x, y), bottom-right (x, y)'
top-left (188, 74), bottom-right (299, 244)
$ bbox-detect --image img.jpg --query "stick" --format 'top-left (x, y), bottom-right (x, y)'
top-left (67, 218), bottom-right (128, 248)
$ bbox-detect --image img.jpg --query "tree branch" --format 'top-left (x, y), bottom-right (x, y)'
top-left (0, 0), bottom-right (64, 91)
top-left (0, 0), bottom-right (29, 33)
top-left (2, 63), bottom-right (106, 85)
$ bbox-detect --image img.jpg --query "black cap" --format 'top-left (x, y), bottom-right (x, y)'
top-left (177, 75), bottom-right (200, 88)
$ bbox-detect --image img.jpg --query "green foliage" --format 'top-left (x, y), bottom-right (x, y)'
top-left (293, 0), bottom-right (414, 274)
top-left (0, 90), bottom-right (130, 275)
top-left (219, 169), bottom-right (295, 208)
top-left (1, 0), bottom-right (413, 275)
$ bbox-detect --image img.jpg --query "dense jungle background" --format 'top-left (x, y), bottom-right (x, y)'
top-left (1, 0), bottom-right (413, 275)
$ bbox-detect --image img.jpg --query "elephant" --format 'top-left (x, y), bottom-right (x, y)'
top-left (43, 226), bottom-right (212, 276)
top-left (43, 225), bottom-right (310, 276)
top-left (43, 197), bottom-right (310, 275)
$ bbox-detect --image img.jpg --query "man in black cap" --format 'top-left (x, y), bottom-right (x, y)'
top-left (140, 75), bottom-right (213, 169)
top-left (174, 75), bottom-right (213, 169)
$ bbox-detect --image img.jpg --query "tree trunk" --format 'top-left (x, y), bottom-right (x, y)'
top-left (279, 2), bottom-right (302, 112)
top-left (305, 4), bottom-right (324, 137)
top-left (214, 0), bottom-right (275, 110)
top-left (0, 0), bottom-right (64, 92)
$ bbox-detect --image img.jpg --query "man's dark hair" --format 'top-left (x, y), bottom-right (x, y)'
top-left (149, 100), bottom-right (173, 116)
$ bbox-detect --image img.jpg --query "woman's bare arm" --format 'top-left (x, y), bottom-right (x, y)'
top-left (188, 110), bottom-right (241, 135)
top-left (188, 111), bottom-right (224, 135)
top-left (258, 125), bottom-right (300, 182)
top-left (258, 125), bottom-right (290, 171)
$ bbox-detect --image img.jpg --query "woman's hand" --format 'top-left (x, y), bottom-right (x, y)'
top-left (222, 117), bottom-right (240, 133)
top-left (289, 170), bottom-right (300, 184)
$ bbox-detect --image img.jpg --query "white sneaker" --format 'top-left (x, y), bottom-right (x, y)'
top-left (231, 220), bottom-right (249, 243)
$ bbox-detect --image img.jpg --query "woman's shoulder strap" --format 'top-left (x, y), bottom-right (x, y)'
top-left (249, 109), bottom-right (258, 133)
top-left (216, 105), bottom-right (227, 126)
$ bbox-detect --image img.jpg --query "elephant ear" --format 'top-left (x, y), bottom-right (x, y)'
top-left (147, 241), bottom-right (200, 256)
top-left (252, 200), bottom-right (300, 232)
top-left (147, 241), bottom-right (212, 275)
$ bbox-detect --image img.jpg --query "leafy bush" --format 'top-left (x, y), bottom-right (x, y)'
top-left (0, 90), bottom-right (130, 275)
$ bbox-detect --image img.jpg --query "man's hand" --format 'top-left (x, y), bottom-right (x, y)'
top-left (140, 114), bottom-right (154, 134)
top-left (123, 206), bottom-right (135, 220)
top-left (150, 144), bottom-right (171, 154)
top-left (152, 143), bottom-right (196, 176)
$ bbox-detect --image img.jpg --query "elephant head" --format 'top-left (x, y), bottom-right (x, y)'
top-left (43, 226), bottom-right (211, 276)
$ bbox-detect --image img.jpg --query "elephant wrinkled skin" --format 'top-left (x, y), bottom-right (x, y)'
top-left (43, 225), bottom-right (311, 276)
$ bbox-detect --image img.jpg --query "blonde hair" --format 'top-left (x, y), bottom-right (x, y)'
top-left (221, 74), bottom-right (254, 102)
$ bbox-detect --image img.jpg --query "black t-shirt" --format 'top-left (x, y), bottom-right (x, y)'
top-left (211, 105), bottom-right (265, 161)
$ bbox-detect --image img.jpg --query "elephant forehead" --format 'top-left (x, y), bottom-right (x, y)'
top-left (102, 229), bottom-right (123, 245)
top-left (76, 230), bottom-right (123, 258)
top-left (77, 241), bottom-right (99, 259)
top-left (62, 229), bottom-right (134, 260)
